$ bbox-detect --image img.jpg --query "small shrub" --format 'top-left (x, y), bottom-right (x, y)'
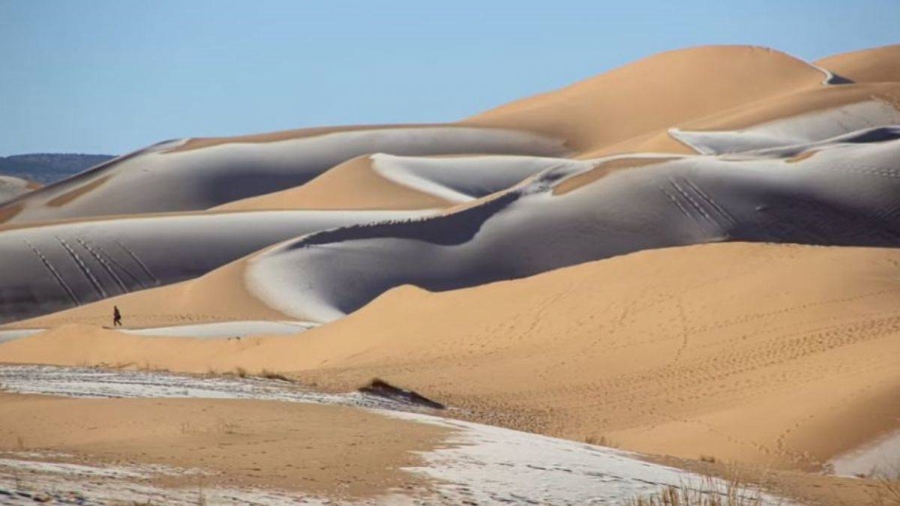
top-left (624, 475), bottom-right (765, 506)
top-left (872, 468), bottom-right (900, 506)
top-left (260, 369), bottom-right (291, 382)
top-left (585, 435), bottom-right (618, 448)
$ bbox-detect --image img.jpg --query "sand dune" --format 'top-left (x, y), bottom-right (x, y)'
top-left (219, 154), bottom-right (594, 211)
top-left (816, 44), bottom-right (900, 83)
top-left (3, 242), bottom-right (898, 474)
top-left (0, 128), bottom-right (566, 225)
top-left (466, 45), bottom-right (830, 152)
top-left (0, 209), bottom-right (429, 323)
top-left (0, 175), bottom-right (38, 204)
top-left (239, 135), bottom-right (900, 322)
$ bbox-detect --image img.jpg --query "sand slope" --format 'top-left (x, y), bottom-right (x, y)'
top-left (816, 44), bottom-right (900, 83)
top-left (466, 45), bottom-right (829, 152)
top-left (0, 393), bottom-right (445, 500)
top-left (3, 242), bottom-right (899, 473)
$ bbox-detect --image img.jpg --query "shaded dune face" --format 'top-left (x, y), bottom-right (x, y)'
top-left (246, 138), bottom-right (900, 322)
top-left (0, 127), bottom-right (567, 225)
top-left (0, 210), bottom-right (429, 323)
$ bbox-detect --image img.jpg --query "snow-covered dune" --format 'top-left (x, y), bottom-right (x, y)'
top-left (671, 100), bottom-right (900, 155)
top-left (0, 209), bottom-right (430, 323)
top-left (0, 175), bottom-right (38, 204)
top-left (218, 154), bottom-right (591, 211)
top-left (0, 127), bottom-right (566, 225)
top-left (245, 135), bottom-right (900, 322)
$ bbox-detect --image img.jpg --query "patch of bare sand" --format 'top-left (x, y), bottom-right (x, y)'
top-left (4, 243), bottom-right (900, 474)
top-left (816, 44), bottom-right (900, 83)
top-left (168, 123), bottom-right (441, 153)
top-left (0, 393), bottom-right (446, 499)
top-left (578, 82), bottom-right (900, 158)
top-left (215, 155), bottom-right (453, 211)
top-left (466, 45), bottom-right (827, 153)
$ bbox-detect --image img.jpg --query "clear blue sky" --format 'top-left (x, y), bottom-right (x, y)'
top-left (2, 0), bottom-right (898, 155)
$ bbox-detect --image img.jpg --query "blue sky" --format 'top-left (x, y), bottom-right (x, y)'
top-left (1, 0), bottom-right (898, 155)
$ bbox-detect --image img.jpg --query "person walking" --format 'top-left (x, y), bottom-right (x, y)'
top-left (113, 305), bottom-right (122, 327)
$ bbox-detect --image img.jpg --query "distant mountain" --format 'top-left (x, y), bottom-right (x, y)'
top-left (0, 153), bottom-right (116, 185)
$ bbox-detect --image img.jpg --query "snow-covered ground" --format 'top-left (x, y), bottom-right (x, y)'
top-left (0, 457), bottom-right (328, 506)
top-left (0, 365), bottom-right (789, 505)
top-left (0, 365), bottom-right (420, 411)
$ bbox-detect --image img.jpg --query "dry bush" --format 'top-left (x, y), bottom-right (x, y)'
top-left (872, 468), bottom-right (900, 506)
top-left (259, 369), bottom-right (291, 382)
top-left (624, 475), bottom-right (768, 506)
top-left (585, 434), bottom-right (618, 448)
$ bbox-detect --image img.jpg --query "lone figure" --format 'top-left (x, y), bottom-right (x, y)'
top-left (113, 305), bottom-right (122, 327)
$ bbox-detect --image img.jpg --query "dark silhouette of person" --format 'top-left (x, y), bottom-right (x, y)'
top-left (113, 306), bottom-right (122, 327)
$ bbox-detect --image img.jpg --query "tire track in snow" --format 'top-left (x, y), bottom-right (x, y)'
top-left (55, 236), bottom-right (107, 298)
top-left (22, 239), bottom-right (81, 306)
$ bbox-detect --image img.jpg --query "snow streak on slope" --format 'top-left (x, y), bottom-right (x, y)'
top-left (369, 153), bottom-right (589, 204)
top-left (246, 136), bottom-right (900, 322)
top-left (0, 127), bottom-right (566, 225)
top-left (671, 100), bottom-right (900, 154)
top-left (0, 209), bottom-right (430, 323)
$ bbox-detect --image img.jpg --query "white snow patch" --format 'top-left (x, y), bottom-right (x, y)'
top-left (671, 101), bottom-right (900, 155)
top-left (370, 153), bottom-right (589, 203)
top-left (0, 458), bottom-right (330, 505)
top-left (0, 329), bottom-right (41, 344)
top-left (829, 429), bottom-right (900, 478)
top-left (388, 411), bottom-right (787, 505)
top-left (122, 320), bottom-right (316, 338)
top-left (0, 365), bottom-right (432, 412)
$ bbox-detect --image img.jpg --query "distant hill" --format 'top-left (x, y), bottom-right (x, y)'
top-left (0, 153), bottom-right (116, 185)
